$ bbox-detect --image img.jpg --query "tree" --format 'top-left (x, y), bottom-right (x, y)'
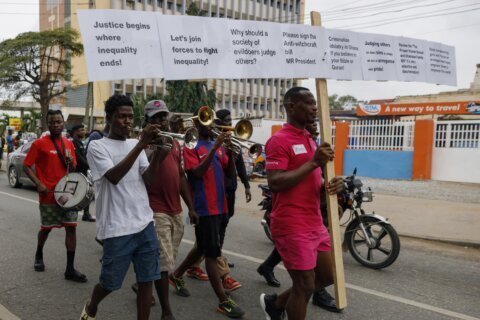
top-left (329, 94), bottom-right (359, 110)
top-left (164, 3), bottom-right (217, 113)
top-left (0, 28), bottom-right (83, 131)
top-left (21, 109), bottom-right (42, 133)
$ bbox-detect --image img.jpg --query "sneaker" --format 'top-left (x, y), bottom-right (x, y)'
top-left (222, 276), bottom-right (242, 293)
top-left (217, 298), bottom-right (245, 318)
top-left (312, 287), bottom-right (342, 313)
top-left (186, 267), bottom-right (209, 281)
top-left (259, 293), bottom-right (285, 320)
top-left (169, 274), bottom-right (190, 297)
top-left (34, 257), bottom-right (45, 272)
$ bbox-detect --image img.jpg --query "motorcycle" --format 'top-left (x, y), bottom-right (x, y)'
top-left (258, 168), bottom-right (401, 269)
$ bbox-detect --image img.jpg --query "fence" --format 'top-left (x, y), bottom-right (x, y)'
top-left (434, 120), bottom-right (480, 148)
top-left (348, 119), bottom-right (415, 151)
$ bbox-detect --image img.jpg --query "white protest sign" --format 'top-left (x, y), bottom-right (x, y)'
top-left (157, 15), bottom-right (231, 80)
top-left (77, 10), bottom-right (163, 81)
top-left (359, 33), bottom-right (398, 81)
top-left (226, 20), bottom-right (285, 79)
top-left (76, 9), bottom-right (457, 86)
top-left (325, 29), bottom-right (363, 80)
top-left (280, 24), bottom-right (330, 79)
top-left (426, 41), bottom-right (457, 86)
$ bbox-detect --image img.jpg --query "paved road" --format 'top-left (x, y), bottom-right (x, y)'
top-left (0, 177), bottom-right (479, 320)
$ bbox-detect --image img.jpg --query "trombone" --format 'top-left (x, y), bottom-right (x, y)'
top-left (149, 127), bottom-right (199, 150)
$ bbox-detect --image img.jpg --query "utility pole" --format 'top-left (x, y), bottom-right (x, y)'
top-left (83, 81), bottom-right (93, 131)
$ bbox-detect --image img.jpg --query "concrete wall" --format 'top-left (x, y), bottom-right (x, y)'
top-left (431, 148), bottom-right (480, 183)
top-left (343, 150), bottom-right (413, 179)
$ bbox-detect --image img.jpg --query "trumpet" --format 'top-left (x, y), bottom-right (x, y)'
top-left (149, 127), bottom-right (199, 150)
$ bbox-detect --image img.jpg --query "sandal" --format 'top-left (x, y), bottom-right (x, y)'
top-left (65, 270), bottom-right (88, 283)
top-left (79, 304), bottom-right (96, 320)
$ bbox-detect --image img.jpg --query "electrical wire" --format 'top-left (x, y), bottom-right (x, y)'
top-left (336, 4), bottom-right (480, 30)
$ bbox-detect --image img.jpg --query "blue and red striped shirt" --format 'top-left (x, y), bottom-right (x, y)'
top-left (183, 140), bottom-right (228, 216)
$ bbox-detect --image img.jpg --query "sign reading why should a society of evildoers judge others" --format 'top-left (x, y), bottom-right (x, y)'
top-left (77, 9), bottom-right (457, 86)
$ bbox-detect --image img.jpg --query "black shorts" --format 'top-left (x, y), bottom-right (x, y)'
top-left (195, 214), bottom-right (229, 258)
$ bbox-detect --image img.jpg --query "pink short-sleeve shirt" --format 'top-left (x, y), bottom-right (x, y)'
top-left (265, 123), bottom-right (323, 237)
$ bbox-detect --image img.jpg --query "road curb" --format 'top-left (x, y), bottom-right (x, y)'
top-left (0, 304), bottom-right (20, 320)
top-left (398, 233), bottom-right (480, 248)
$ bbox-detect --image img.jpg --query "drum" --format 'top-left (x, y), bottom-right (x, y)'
top-left (54, 172), bottom-right (94, 211)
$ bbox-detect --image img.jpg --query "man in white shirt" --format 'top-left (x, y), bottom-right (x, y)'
top-left (80, 94), bottom-right (164, 320)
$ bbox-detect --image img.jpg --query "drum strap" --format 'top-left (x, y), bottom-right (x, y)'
top-left (50, 136), bottom-right (68, 170)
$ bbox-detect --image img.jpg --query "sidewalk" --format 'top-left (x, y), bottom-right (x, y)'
top-left (242, 180), bottom-right (480, 247)
top-left (364, 194), bottom-right (480, 246)
top-left (0, 304), bottom-right (20, 320)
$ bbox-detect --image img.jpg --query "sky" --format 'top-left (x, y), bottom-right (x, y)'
top-left (304, 0), bottom-right (480, 101)
top-left (0, 0), bottom-right (479, 102)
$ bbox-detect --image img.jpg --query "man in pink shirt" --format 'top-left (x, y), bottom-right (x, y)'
top-left (260, 87), bottom-right (335, 320)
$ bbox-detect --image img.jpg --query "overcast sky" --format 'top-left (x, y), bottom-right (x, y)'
top-left (0, 0), bottom-right (479, 101)
top-left (304, 0), bottom-right (480, 100)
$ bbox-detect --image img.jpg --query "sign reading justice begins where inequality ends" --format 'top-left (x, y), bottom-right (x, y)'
top-left (77, 9), bottom-right (457, 86)
top-left (77, 10), bottom-right (164, 81)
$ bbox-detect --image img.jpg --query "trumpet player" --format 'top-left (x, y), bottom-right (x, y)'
top-left (185, 109), bottom-right (249, 291)
top-left (130, 100), bottom-right (198, 320)
top-left (170, 107), bottom-right (245, 318)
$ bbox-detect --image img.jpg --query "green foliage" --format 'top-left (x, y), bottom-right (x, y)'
top-left (0, 28), bottom-right (83, 131)
top-left (328, 94), bottom-right (359, 110)
top-left (164, 81), bottom-right (216, 113)
top-left (163, 2), bottom-right (216, 114)
top-left (21, 109), bottom-right (42, 134)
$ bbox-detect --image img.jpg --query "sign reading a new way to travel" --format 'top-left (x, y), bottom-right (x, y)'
top-left (77, 9), bottom-right (457, 86)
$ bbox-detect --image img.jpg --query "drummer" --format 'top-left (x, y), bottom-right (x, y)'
top-left (23, 109), bottom-right (87, 282)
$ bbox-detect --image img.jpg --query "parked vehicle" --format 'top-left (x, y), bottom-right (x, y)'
top-left (7, 141), bottom-right (34, 188)
top-left (341, 168), bottom-right (400, 269)
top-left (258, 169), bottom-right (401, 269)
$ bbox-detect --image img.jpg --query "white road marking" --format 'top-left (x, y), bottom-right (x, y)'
top-left (1, 191), bottom-right (476, 320)
top-left (182, 239), bottom-right (479, 320)
top-left (0, 191), bottom-right (38, 204)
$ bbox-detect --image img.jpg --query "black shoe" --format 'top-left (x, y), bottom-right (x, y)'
top-left (34, 258), bottom-right (45, 272)
top-left (131, 283), bottom-right (156, 306)
top-left (312, 287), bottom-right (342, 313)
top-left (260, 294), bottom-right (285, 320)
top-left (65, 269), bottom-right (88, 283)
top-left (82, 213), bottom-right (96, 222)
top-left (257, 265), bottom-right (281, 287)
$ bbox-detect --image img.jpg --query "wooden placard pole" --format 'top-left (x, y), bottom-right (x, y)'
top-left (311, 11), bottom-right (348, 309)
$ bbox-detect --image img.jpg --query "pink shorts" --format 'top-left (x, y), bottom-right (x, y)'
top-left (274, 225), bottom-right (331, 270)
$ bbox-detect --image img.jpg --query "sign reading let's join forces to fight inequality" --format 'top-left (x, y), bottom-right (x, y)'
top-left (77, 9), bottom-right (457, 86)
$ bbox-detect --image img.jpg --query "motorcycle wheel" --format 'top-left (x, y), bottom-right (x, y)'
top-left (345, 215), bottom-right (400, 269)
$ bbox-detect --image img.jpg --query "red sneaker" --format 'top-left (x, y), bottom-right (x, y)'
top-left (222, 276), bottom-right (242, 292)
top-left (186, 267), bottom-right (209, 281)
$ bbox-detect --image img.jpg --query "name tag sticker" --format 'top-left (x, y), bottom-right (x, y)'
top-left (293, 144), bottom-right (307, 155)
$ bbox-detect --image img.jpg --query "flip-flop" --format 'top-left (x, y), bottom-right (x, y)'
top-left (79, 304), bottom-right (96, 320)
top-left (65, 270), bottom-right (88, 283)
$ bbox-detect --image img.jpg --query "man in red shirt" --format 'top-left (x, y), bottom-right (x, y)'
top-left (23, 109), bottom-right (87, 282)
top-left (131, 100), bottom-right (198, 320)
top-left (259, 87), bottom-right (335, 320)
top-left (170, 108), bottom-right (245, 318)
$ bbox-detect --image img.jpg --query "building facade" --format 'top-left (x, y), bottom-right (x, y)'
top-left (39, 0), bottom-right (306, 127)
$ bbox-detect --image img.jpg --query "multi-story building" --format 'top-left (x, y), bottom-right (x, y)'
top-left (39, 0), bottom-right (305, 128)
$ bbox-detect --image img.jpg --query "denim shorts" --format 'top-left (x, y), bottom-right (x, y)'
top-left (100, 222), bottom-right (161, 291)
